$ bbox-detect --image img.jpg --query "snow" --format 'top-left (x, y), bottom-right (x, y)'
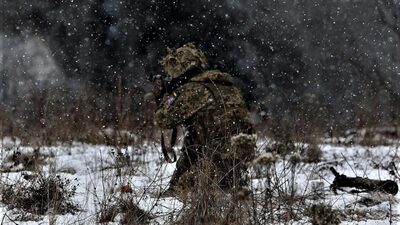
top-left (0, 138), bottom-right (399, 224)
top-left (0, 137), bottom-right (21, 148)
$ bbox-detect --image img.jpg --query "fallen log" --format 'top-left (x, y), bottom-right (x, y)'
top-left (330, 167), bottom-right (398, 195)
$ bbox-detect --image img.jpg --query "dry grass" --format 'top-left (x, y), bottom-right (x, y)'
top-left (306, 204), bottom-right (342, 225)
top-left (98, 196), bottom-right (152, 224)
top-left (169, 159), bottom-right (253, 225)
top-left (1, 148), bottom-right (49, 172)
top-left (161, 140), bottom-right (324, 225)
top-left (0, 140), bottom-right (397, 224)
top-left (265, 139), bottom-right (323, 163)
top-left (0, 113), bottom-right (398, 224)
top-left (1, 174), bottom-right (78, 215)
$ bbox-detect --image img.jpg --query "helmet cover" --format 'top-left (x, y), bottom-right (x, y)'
top-left (161, 42), bottom-right (208, 78)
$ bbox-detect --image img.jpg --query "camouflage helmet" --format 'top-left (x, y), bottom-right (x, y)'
top-left (161, 42), bottom-right (208, 78)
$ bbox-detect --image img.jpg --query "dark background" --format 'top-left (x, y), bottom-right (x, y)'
top-left (1, 0), bottom-right (399, 143)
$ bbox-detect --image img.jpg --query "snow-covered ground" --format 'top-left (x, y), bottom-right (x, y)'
top-left (0, 137), bottom-right (399, 224)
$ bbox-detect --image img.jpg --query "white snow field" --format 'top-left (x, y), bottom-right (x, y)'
top-left (0, 137), bottom-right (399, 224)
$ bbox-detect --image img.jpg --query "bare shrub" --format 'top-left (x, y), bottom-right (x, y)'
top-left (1, 79), bottom-right (149, 146)
top-left (119, 197), bottom-right (152, 225)
top-left (1, 174), bottom-right (78, 215)
top-left (6, 210), bottom-right (42, 222)
top-left (353, 127), bottom-right (400, 146)
top-left (98, 196), bottom-right (151, 224)
top-left (166, 140), bottom-right (324, 225)
top-left (2, 148), bottom-right (49, 172)
top-left (249, 144), bottom-right (333, 224)
top-left (265, 140), bottom-right (322, 163)
top-left (0, 110), bottom-right (17, 138)
top-left (304, 143), bottom-right (323, 163)
top-left (98, 200), bottom-right (119, 223)
top-left (306, 204), bottom-right (341, 225)
top-left (266, 140), bottom-right (297, 156)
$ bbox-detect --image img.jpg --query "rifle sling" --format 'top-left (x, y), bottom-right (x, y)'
top-left (161, 129), bottom-right (177, 163)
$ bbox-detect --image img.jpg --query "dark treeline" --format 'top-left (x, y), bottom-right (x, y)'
top-left (1, 0), bottom-right (400, 143)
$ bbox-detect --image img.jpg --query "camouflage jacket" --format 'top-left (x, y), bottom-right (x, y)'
top-left (155, 70), bottom-right (254, 156)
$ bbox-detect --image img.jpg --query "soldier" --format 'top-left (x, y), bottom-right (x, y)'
top-left (154, 43), bottom-right (256, 196)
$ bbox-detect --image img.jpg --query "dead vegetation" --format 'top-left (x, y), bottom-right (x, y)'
top-left (161, 145), bottom-right (327, 225)
top-left (1, 148), bottom-right (50, 172)
top-left (98, 196), bottom-right (152, 224)
top-left (1, 174), bottom-right (78, 216)
top-left (306, 204), bottom-right (342, 225)
top-left (265, 140), bottom-right (323, 163)
top-left (169, 158), bottom-right (253, 225)
top-left (0, 124), bottom-right (398, 224)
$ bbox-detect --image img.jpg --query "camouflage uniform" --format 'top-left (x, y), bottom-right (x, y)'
top-left (155, 43), bottom-right (255, 191)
